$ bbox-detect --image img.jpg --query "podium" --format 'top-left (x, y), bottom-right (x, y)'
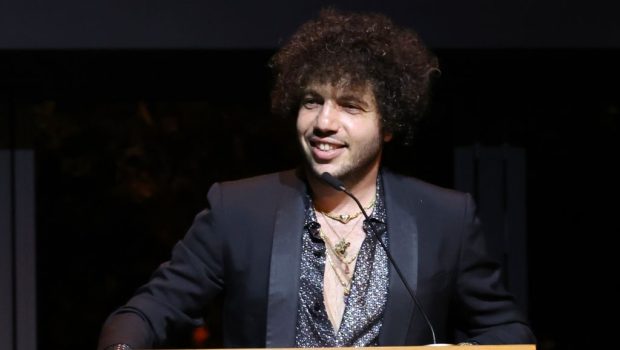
top-left (158, 346), bottom-right (536, 350)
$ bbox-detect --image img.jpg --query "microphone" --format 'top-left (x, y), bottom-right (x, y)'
top-left (320, 172), bottom-right (437, 345)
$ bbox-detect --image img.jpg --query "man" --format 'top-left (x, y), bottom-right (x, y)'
top-left (98, 9), bottom-right (535, 350)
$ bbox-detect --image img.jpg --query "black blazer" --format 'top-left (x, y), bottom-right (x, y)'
top-left (98, 169), bottom-right (534, 349)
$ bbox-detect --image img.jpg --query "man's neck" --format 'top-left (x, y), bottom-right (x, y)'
top-left (307, 166), bottom-right (379, 214)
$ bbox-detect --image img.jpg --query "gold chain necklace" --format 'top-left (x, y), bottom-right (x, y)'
top-left (319, 211), bottom-right (362, 258)
top-left (325, 248), bottom-right (352, 296)
top-left (318, 197), bottom-right (376, 224)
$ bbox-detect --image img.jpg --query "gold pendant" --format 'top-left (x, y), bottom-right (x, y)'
top-left (344, 286), bottom-right (350, 296)
top-left (339, 214), bottom-right (351, 223)
top-left (334, 239), bottom-right (350, 257)
top-left (322, 210), bottom-right (361, 224)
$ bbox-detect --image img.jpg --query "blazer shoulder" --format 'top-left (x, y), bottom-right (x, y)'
top-left (206, 169), bottom-right (303, 207)
top-left (219, 168), bottom-right (299, 191)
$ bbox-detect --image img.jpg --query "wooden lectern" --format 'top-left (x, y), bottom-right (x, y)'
top-left (159, 346), bottom-right (536, 350)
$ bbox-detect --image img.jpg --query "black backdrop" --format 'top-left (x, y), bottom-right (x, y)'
top-left (1, 48), bottom-right (617, 350)
top-left (2, 4), bottom-right (620, 349)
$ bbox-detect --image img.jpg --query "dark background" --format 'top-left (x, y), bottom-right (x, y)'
top-left (1, 1), bottom-right (619, 350)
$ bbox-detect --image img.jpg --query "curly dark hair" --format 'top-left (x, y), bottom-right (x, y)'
top-left (270, 8), bottom-right (439, 145)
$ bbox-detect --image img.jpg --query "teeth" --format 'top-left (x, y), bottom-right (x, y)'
top-left (318, 143), bottom-right (335, 151)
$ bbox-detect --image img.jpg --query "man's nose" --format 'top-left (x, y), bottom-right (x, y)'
top-left (315, 102), bottom-right (338, 132)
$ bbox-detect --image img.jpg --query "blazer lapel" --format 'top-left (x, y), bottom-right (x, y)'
top-left (379, 170), bottom-right (419, 345)
top-left (265, 171), bottom-right (307, 347)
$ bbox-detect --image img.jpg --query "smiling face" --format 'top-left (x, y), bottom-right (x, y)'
top-left (296, 82), bottom-right (392, 185)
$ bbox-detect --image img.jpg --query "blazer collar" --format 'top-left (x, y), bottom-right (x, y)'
top-left (378, 168), bottom-right (420, 345)
top-left (265, 170), bottom-right (307, 347)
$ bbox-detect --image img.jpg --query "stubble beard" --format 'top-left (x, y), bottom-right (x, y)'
top-left (303, 136), bottom-right (383, 187)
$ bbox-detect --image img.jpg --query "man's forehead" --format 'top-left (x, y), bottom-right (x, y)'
top-left (304, 81), bottom-right (374, 99)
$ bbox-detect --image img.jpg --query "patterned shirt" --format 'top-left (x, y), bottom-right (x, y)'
top-left (295, 175), bottom-right (389, 347)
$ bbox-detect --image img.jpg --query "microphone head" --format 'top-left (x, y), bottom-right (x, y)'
top-left (320, 172), bottom-right (346, 191)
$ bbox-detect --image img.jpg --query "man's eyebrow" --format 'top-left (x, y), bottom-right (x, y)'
top-left (301, 89), bottom-right (321, 96)
top-left (337, 95), bottom-right (370, 109)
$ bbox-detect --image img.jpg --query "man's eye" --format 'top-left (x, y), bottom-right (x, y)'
top-left (302, 99), bottom-right (320, 109)
top-left (342, 104), bottom-right (363, 114)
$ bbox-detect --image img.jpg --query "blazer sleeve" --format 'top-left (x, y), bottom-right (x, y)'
top-left (454, 194), bottom-right (536, 344)
top-left (97, 183), bottom-right (227, 350)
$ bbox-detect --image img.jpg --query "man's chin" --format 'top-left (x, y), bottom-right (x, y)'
top-left (306, 162), bottom-right (345, 180)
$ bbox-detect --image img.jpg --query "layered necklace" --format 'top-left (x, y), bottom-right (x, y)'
top-left (319, 211), bottom-right (361, 260)
top-left (317, 198), bottom-right (376, 258)
top-left (317, 211), bottom-right (365, 297)
top-left (315, 197), bottom-right (376, 297)
top-left (314, 194), bottom-right (379, 331)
